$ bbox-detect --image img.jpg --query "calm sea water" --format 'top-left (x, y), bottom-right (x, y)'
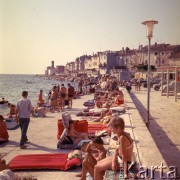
top-left (0, 74), bottom-right (77, 116)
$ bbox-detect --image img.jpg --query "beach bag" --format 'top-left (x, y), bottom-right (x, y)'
top-left (64, 99), bottom-right (69, 106)
top-left (68, 150), bottom-right (82, 160)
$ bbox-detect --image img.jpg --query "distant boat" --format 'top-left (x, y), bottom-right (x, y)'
top-left (0, 100), bottom-right (8, 104)
top-left (26, 81), bottom-right (33, 83)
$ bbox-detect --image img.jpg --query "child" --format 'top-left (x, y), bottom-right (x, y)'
top-left (94, 116), bottom-right (133, 179)
top-left (7, 103), bottom-right (16, 118)
top-left (76, 136), bottom-right (106, 180)
top-left (57, 96), bottom-right (63, 112)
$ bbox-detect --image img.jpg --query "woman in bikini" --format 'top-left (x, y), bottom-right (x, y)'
top-left (112, 90), bottom-right (124, 106)
top-left (94, 116), bottom-right (133, 180)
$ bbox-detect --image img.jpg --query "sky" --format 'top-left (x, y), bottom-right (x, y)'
top-left (0, 0), bottom-right (180, 74)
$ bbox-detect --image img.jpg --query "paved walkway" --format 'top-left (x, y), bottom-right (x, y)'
top-left (1, 87), bottom-right (180, 179)
top-left (129, 87), bottom-right (180, 177)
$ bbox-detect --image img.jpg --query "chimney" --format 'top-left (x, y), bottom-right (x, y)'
top-left (51, 61), bottom-right (54, 68)
top-left (122, 47), bottom-right (124, 53)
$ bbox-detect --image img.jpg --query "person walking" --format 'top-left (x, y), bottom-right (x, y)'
top-left (15, 91), bottom-right (33, 149)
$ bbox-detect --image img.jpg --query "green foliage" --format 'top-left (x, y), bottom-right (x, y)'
top-left (136, 64), bottom-right (156, 71)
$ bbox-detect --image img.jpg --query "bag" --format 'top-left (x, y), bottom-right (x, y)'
top-left (65, 99), bottom-right (69, 106)
top-left (62, 136), bottom-right (73, 144)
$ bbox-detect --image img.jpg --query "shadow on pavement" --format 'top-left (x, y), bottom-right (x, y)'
top-left (130, 92), bottom-right (180, 174)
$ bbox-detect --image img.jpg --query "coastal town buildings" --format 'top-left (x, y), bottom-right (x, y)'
top-left (45, 43), bottom-right (180, 79)
top-left (45, 61), bottom-right (56, 76)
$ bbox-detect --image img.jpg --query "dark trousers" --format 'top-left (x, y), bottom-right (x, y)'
top-left (19, 118), bottom-right (30, 146)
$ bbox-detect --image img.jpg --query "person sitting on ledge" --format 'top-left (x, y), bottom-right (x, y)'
top-left (68, 120), bottom-right (89, 145)
top-left (94, 116), bottom-right (133, 180)
top-left (76, 136), bottom-right (106, 180)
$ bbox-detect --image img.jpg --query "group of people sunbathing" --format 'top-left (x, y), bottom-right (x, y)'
top-left (78, 88), bottom-right (125, 124)
top-left (0, 84), bottom-right (134, 179)
top-left (72, 87), bottom-right (134, 179)
top-left (75, 116), bottom-right (133, 180)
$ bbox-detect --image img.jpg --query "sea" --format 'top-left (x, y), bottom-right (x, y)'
top-left (0, 74), bottom-right (77, 116)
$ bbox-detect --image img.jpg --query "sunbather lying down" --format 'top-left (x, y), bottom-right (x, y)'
top-left (76, 111), bottom-right (101, 117)
top-left (93, 106), bottom-right (112, 123)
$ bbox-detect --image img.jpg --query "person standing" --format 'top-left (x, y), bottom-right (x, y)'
top-left (60, 84), bottom-right (67, 109)
top-left (15, 91), bottom-right (33, 149)
top-left (67, 83), bottom-right (75, 108)
top-left (38, 89), bottom-right (44, 106)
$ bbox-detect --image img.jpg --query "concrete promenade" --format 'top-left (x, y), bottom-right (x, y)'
top-left (129, 87), bottom-right (180, 178)
top-left (0, 87), bottom-right (179, 179)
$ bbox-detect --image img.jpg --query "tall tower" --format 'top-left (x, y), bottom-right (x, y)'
top-left (51, 61), bottom-right (54, 68)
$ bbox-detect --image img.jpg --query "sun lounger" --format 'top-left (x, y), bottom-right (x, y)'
top-left (89, 108), bottom-right (107, 113)
top-left (4, 117), bottom-right (19, 130)
top-left (110, 106), bottom-right (125, 113)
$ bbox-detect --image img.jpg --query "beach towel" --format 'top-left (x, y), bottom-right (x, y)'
top-left (8, 153), bottom-right (81, 171)
top-left (110, 106), bottom-right (125, 113)
top-left (88, 122), bottom-right (109, 134)
top-left (4, 118), bottom-right (19, 130)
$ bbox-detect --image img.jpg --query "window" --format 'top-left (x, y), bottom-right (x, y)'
top-left (155, 52), bottom-right (158, 55)
top-left (161, 52), bottom-right (164, 55)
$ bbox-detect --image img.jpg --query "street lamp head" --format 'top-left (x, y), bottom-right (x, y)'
top-left (142, 20), bottom-right (158, 38)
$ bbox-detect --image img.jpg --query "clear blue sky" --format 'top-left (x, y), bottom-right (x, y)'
top-left (0, 0), bottom-right (180, 74)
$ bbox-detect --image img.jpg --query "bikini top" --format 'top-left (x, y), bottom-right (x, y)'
top-left (119, 133), bottom-right (133, 149)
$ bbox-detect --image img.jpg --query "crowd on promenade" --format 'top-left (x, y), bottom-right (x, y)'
top-left (0, 74), bottom-right (136, 179)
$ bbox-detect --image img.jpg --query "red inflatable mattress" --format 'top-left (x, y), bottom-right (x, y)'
top-left (9, 153), bottom-right (81, 170)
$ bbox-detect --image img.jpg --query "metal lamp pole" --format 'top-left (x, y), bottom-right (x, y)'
top-left (142, 20), bottom-right (158, 128)
top-left (147, 37), bottom-right (151, 127)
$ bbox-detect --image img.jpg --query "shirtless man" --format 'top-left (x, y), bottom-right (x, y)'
top-left (60, 84), bottom-right (67, 108)
top-left (67, 84), bottom-right (75, 108)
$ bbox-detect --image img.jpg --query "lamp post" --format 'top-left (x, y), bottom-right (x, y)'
top-left (142, 20), bottom-right (158, 127)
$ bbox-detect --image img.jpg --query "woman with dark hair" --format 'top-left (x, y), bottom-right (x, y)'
top-left (76, 136), bottom-right (106, 180)
top-left (94, 116), bottom-right (133, 179)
